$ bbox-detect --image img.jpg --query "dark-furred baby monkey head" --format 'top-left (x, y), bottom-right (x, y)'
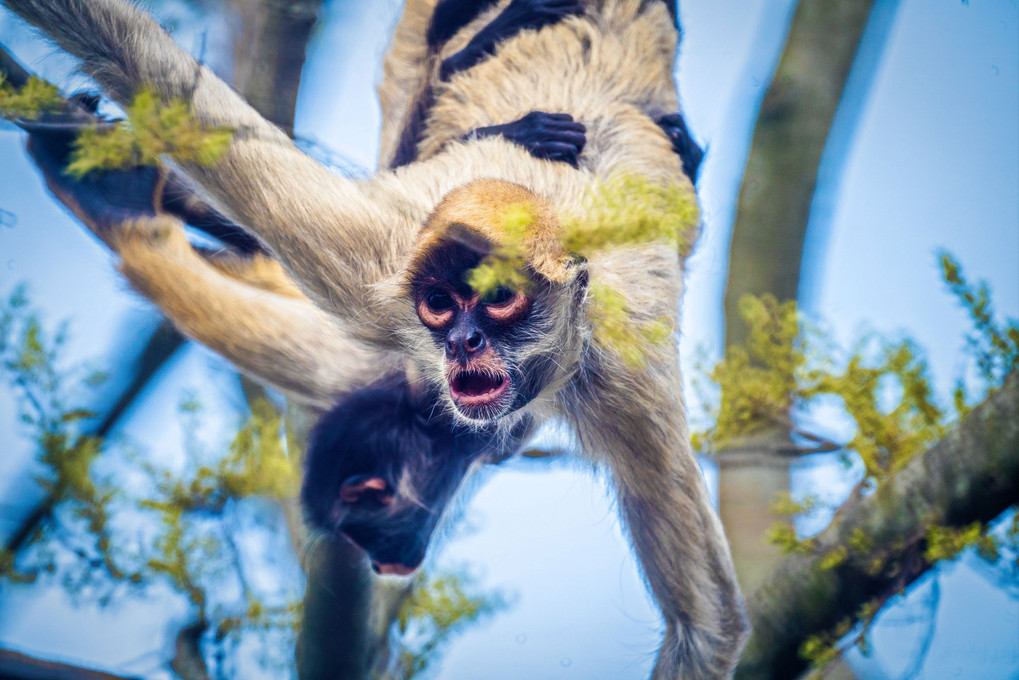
top-left (405, 180), bottom-right (588, 424)
top-left (301, 374), bottom-right (493, 575)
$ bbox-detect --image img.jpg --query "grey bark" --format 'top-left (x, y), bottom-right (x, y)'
top-left (738, 371), bottom-right (1019, 679)
top-left (724, 0), bottom-right (876, 348)
top-left (717, 0), bottom-right (877, 602)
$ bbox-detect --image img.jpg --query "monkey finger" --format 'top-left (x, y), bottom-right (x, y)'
top-left (542, 112), bottom-right (574, 122)
top-left (535, 142), bottom-right (581, 164)
top-left (548, 131), bottom-right (586, 149)
top-left (546, 119), bottom-right (586, 134)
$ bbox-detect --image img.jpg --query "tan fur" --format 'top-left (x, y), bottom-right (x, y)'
top-left (108, 216), bottom-right (401, 409)
top-left (3, 0), bottom-right (749, 675)
top-left (376, 0), bottom-right (437, 167)
top-left (408, 179), bottom-right (571, 283)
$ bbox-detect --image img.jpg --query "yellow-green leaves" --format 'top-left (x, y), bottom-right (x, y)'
top-left (0, 74), bottom-right (62, 119)
top-left (924, 522), bottom-right (999, 563)
top-left (396, 570), bottom-right (504, 679)
top-left (561, 173), bottom-right (698, 257)
top-left (466, 202), bottom-right (536, 295)
top-left (940, 251), bottom-right (1019, 404)
top-left (66, 89), bottom-right (233, 177)
top-left (466, 174), bottom-right (699, 368)
top-left (696, 295), bottom-right (802, 452)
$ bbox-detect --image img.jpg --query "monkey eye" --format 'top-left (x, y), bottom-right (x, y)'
top-left (480, 287), bottom-right (515, 306)
top-left (425, 290), bottom-right (455, 311)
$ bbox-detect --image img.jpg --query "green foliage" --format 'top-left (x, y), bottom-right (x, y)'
top-left (560, 173), bottom-right (698, 256)
top-left (467, 174), bottom-right (699, 366)
top-left (466, 202), bottom-right (536, 294)
top-left (924, 522), bottom-right (999, 563)
top-left (765, 521), bottom-right (814, 555)
top-left (800, 632), bottom-right (840, 673)
top-left (394, 570), bottom-right (505, 680)
top-left (940, 251), bottom-right (1019, 410)
top-left (66, 89), bottom-right (233, 177)
top-left (0, 288), bottom-right (302, 670)
top-left (700, 295), bottom-right (802, 450)
top-left (692, 255), bottom-right (1018, 671)
top-left (0, 74), bottom-right (63, 119)
top-left (770, 490), bottom-right (819, 518)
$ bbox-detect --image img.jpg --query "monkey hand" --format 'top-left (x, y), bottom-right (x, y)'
top-left (21, 106), bottom-right (162, 240)
top-left (656, 112), bottom-right (704, 182)
top-left (439, 0), bottom-right (584, 81)
top-left (468, 111), bottom-right (586, 167)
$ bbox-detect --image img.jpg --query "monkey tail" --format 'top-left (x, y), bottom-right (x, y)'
top-left (2, 0), bottom-right (281, 137)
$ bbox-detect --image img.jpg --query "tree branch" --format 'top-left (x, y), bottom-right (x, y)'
top-left (738, 370), bottom-right (1019, 679)
top-left (0, 647), bottom-right (139, 680)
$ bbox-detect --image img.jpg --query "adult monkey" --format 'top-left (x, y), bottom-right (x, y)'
top-left (4, 0), bottom-right (749, 677)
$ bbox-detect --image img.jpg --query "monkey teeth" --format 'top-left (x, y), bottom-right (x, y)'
top-left (450, 370), bottom-right (509, 403)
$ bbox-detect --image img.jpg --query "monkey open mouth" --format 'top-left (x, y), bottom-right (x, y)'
top-left (449, 369), bottom-right (511, 407)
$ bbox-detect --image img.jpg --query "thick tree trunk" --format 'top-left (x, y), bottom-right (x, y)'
top-left (228, 0), bottom-right (322, 136)
top-left (723, 0), bottom-right (875, 349)
top-left (738, 371), bottom-right (1019, 679)
top-left (718, 0), bottom-right (877, 604)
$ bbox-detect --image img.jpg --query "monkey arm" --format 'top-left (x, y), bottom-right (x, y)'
top-left (572, 359), bottom-right (749, 679)
top-left (22, 123), bottom-right (397, 408)
top-left (113, 223), bottom-right (397, 409)
top-left (4, 0), bottom-right (417, 342)
top-left (565, 248), bottom-right (748, 679)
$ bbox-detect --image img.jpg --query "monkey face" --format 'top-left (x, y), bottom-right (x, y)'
top-left (410, 241), bottom-right (551, 423)
top-left (301, 375), bottom-right (491, 575)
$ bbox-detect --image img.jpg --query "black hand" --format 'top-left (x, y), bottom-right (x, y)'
top-left (23, 115), bottom-right (161, 235)
top-left (22, 95), bottom-right (264, 253)
top-left (440, 0), bottom-right (585, 81)
top-left (469, 111), bottom-right (586, 167)
top-left (656, 113), bottom-right (703, 182)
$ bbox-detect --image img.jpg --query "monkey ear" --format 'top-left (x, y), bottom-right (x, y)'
top-left (566, 253), bottom-right (589, 306)
top-left (568, 253), bottom-right (589, 286)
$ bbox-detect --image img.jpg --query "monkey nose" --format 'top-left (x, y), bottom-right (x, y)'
top-left (339, 475), bottom-right (395, 506)
top-left (445, 329), bottom-right (486, 359)
top-left (371, 562), bottom-right (417, 577)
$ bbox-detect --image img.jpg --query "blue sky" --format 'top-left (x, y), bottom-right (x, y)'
top-left (0, 0), bottom-right (1017, 678)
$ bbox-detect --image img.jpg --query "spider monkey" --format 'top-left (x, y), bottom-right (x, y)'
top-left (302, 373), bottom-right (532, 575)
top-left (16, 80), bottom-right (570, 567)
top-left (5, 0), bottom-right (748, 676)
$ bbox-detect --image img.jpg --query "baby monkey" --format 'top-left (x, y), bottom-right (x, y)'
top-left (301, 374), bottom-right (529, 575)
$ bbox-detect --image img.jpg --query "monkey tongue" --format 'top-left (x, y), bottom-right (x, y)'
top-left (450, 371), bottom-right (508, 403)
top-left (372, 562), bottom-right (418, 577)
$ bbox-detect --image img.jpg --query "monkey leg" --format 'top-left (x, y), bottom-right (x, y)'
top-left (438, 0), bottom-right (585, 81)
